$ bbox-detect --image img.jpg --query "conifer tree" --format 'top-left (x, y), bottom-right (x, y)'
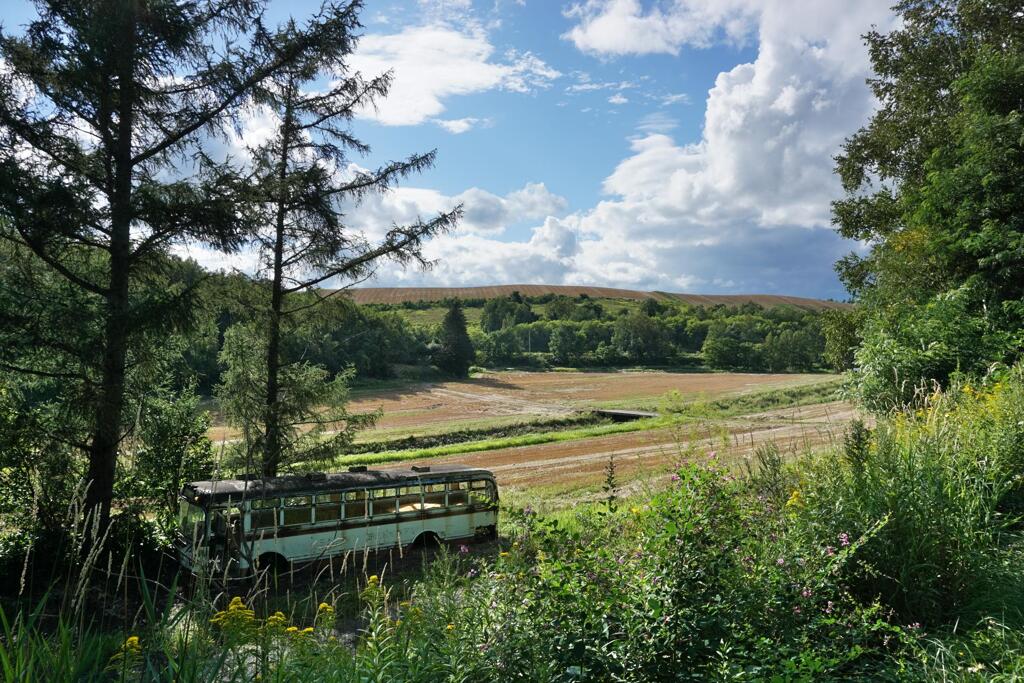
top-left (435, 300), bottom-right (475, 377)
top-left (220, 9), bottom-right (460, 477)
top-left (0, 0), bottom-right (372, 527)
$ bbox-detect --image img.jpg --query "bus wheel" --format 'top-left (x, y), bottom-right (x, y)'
top-left (256, 553), bottom-right (289, 577)
top-left (412, 532), bottom-right (441, 549)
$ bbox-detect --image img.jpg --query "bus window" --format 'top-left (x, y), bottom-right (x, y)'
top-left (469, 481), bottom-right (492, 506)
top-left (283, 496), bottom-right (311, 526)
top-left (398, 485), bottom-right (423, 512)
top-left (250, 498), bottom-right (278, 529)
top-left (448, 481), bottom-right (469, 507)
top-left (371, 488), bottom-right (398, 516)
top-left (345, 490), bottom-right (367, 519)
top-left (316, 493), bottom-right (342, 522)
top-left (179, 500), bottom-right (206, 541)
top-left (423, 483), bottom-right (445, 508)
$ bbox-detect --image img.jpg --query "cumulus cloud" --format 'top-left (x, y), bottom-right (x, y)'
top-left (363, 0), bottom-right (896, 298)
top-left (347, 25), bottom-right (560, 126)
top-left (343, 179), bottom-right (567, 239)
top-left (433, 117), bottom-right (490, 134)
top-left (607, 93), bottom-right (629, 105)
top-left (563, 0), bottom-right (758, 56)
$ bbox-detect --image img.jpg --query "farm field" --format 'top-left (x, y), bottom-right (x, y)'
top-left (413, 399), bottom-right (856, 509)
top-left (208, 370), bottom-right (853, 509)
top-left (207, 369), bottom-right (834, 442)
top-left (342, 284), bottom-right (851, 311)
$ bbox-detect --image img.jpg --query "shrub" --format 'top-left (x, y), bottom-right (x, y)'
top-left (795, 368), bottom-right (1024, 624)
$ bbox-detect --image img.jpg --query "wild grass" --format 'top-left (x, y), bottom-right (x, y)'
top-left (6, 369), bottom-right (1024, 680)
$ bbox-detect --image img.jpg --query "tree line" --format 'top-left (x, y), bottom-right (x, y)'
top-left (469, 292), bottom-right (833, 372)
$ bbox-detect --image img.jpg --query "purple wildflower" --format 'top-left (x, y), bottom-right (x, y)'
top-left (776, 557), bottom-right (785, 566)
top-left (459, 544), bottom-right (470, 555)
top-left (838, 532), bottom-right (850, 547)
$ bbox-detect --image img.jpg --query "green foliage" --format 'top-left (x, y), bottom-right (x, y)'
top-left (832, 1), bottom-right (1024, 407)
top-left (821, 308), bottom-right (863, 372)
top-left (796, 369), bottom-right (1024, 624)
top-left (116, 384), bottom-right (214, 528)
top-left (611, 311), bottom-right (668, 362)
top-left (548, 323), bottom-right (586, 365)
top-left (434, 300), bottom-right (475, 377)
top-left (480, 292), bottom-right (538, 332)
top-left (216, 324), bottom-right (376, 474)
top-left (853, 287), bottom-right (1010, 411)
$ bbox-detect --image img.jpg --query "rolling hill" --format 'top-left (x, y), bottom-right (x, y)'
top-left (340, 284), bottom-right (850, 311)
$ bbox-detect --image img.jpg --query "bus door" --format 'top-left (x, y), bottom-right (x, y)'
top-left (210, 506), bottom-right (242, 572)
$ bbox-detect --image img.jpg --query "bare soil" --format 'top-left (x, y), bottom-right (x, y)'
top-left (339, 284), bottom-right (851, 311)
top-left (208, 370), bottom-right (828, 442)
top-left (411, 400), bottom-right (861, 491)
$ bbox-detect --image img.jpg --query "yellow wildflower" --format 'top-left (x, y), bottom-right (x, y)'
top-left (786, 489), bottom-right (803, 509)
top-left (367, 575), bottom-right (379, 584)
top-left (302, 627), bottom-right (314, 635)
top-left (630, 506), bottom-right (641, 515)
top-left (124, 635), bottom-right (141, 652)
top-left (499, 551), bottom-right (509, 558)
top-left (446, 623), bottom-right (455, 631)
top-left (285, 626), bottom-right (298, 634)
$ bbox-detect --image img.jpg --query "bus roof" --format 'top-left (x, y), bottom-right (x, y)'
top-left (181, 464), bottom-right (496, 505)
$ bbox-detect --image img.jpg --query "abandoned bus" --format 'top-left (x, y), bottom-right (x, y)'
top-left (176, 464), bottom-right (498, 576)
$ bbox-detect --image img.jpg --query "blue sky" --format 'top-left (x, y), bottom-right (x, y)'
top-left (3, 0), bottom-right (899, 299)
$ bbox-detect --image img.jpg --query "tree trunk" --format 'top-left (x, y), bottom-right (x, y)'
top-left (84, 4), bottom-right (137, 530)
top-left (262, 89), bottom-right (295, 478)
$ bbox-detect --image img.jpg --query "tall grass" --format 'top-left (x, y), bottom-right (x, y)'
top-left (795, 371), bottom-right (1024, 625)
top-left (5, 369), bottom-right (1024, 680)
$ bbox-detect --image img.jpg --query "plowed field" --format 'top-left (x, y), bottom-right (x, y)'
top-left (411, 400), bottom-right (859, 496)
top-left (346, 370), bottom-right (830, 436)
top-left (339, 284), bottom-right (851, 311)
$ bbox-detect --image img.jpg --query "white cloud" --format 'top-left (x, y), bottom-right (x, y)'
top-left (433, 117), bottom-right (489, 134)
top-left (566, 79), bottom-right (637, 93)
top-left (636, 111), bottom-right (679, 133)
top-left (345, 179), bottom-right (567, 239)
top-left (347, 25), bottom-right (560, 126)
top-left (661, 92), bottom-right (690, 106)
top-left (607, 93), bottom-right (629, 105)
top-left (563, 0), bottom-right (758, 56)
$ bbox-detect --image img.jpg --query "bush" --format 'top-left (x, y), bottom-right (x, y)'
top-left (795, 368), bottom-right (1024, 624)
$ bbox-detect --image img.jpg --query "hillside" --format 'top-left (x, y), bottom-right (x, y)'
top-left (341, 284), bottom-right (850, 311)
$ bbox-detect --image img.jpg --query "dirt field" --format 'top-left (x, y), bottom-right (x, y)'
top-left (339, 284), bottom-right (851, 311)
top-left (413, 400), bottom-right (860, 498)
top-left (207, 370), bottom-right (831, 442)
top-left (345, 370), bottom-right (830, 436)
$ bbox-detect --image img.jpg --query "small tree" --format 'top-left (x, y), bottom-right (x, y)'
top-left (435, 300), bottom-right (474, 377)
top-left (550, 323), bottom-right (585, 365)
top-left (220, 5), bottom-right (459, 476)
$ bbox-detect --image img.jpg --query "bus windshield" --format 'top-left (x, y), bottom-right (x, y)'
top-left (179, 499), bottom-right (206, 542)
